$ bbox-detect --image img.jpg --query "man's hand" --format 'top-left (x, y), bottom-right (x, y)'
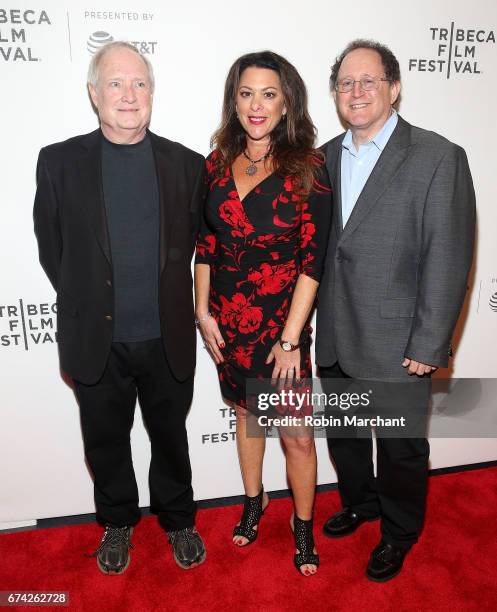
top-left (402, 358), bottom-right (438, 376)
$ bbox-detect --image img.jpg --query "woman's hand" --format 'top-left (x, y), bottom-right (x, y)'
top-left (197, 315), bottom-right (225, 364)
top-left (266, 341), bottom-right (300, 381)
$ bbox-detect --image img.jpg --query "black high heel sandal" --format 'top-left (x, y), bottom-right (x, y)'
top-left (293, 515), bottom-right (320, 574)
top-left (233, 488), bottom-right (267, 546)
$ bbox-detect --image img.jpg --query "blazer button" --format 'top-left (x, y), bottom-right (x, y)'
top-left (105, 315), bottom-right (113, 321)
top-left (106, 279), bottom-right (112, 287)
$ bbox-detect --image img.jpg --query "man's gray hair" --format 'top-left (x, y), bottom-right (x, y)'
top-left (87, 41), bottom-right (155, 91)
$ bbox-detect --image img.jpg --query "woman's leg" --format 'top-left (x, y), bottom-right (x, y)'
top-left (280, 425), bottom-right (318, 575)
top-left (233, 405), bottom-right (269, 545)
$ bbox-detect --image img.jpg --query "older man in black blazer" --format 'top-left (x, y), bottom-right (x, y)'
top-left (34, 41), bottom-right (205, 573)
top-left (317, 40), bottom-right (475, 582)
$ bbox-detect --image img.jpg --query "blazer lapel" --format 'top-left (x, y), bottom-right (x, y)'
top-left (79, 130), bottom-right (112, 265)
top-left (326, 137), bottom-right (344, 236)
top-left (149, 131), bottom-right (177, 274)
top-left (340, 116), bottom-right (412, 242)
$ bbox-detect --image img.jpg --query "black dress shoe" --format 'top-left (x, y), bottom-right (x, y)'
top-left (323, 508), bottom-right (379, 538)
top-left (366, 540), bottom-right (409, 582)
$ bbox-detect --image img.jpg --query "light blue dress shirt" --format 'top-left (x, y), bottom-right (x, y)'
top-left (340, 110), bottom-right (398, 226)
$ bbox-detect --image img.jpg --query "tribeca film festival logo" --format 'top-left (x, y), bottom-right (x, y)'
top-left (0, 8), bottom-right (51, 62)
top-left (0, 300), bottom-right (57, 349)
top-left (201, 407), bottom-right (236, 445)
top-left (409, 24), bottom-right (495, 78)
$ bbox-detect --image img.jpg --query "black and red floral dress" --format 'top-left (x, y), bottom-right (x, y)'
top-left (195, 151), bottom-right (332, 407)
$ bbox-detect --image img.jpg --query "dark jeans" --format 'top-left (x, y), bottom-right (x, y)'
top-left (73, 338), bottom-right (196, 532)
top-left (319, 362), bottom-right (430, 549)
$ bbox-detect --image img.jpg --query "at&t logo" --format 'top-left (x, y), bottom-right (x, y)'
top-left (87, 31), bottom-right (113, 54)
top-left (87, 31), bottom-right (157, 55)
top-left (489, 292), bottom-right (497, 313)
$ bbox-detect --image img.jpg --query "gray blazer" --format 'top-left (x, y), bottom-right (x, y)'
top-left (316, 116), bottom-right (476, 378)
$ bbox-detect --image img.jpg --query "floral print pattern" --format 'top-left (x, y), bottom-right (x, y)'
top-left (195, 151), bottom-right (332, 407)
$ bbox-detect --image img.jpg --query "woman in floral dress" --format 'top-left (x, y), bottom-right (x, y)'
top-left (195, 51), bottom-right (331, 575)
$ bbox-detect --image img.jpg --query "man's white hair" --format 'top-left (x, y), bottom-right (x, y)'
top-left (87, 41), bottom-right (155, 91)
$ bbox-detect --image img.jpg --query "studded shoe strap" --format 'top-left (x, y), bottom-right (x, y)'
top-left (233, 488), bottom-right (264, 542)
top-left (293, 515), bottom-right (320, 569)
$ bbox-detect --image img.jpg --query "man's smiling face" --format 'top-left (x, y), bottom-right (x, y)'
top-left (334, 47), bottom-right (399, 142)
top-left (88, 47), bottom-right (153, 144)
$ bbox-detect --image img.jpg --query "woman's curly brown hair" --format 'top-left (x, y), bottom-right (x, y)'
top-left (211, 50), bottom-right (323, 199)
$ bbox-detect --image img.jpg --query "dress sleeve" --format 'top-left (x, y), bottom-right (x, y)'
top-left (298, 162), bottom-right (332, 281)
top-left (195, 152), bottom-right (218, 265)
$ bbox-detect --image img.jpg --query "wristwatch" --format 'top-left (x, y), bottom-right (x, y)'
top-left (279, 338), bottom-right (300, 352)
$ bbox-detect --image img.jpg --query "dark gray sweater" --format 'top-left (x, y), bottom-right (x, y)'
top-left (101, 132), bottom-right (161, 342)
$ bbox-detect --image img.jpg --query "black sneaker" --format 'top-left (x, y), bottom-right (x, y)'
top-left (89, 526), bottom-right (134, 575)
top-left (168, 526), bottom-right (206, 569)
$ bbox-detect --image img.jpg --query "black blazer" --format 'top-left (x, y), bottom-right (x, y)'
top-left (33, 129), bottom-right (205, 384)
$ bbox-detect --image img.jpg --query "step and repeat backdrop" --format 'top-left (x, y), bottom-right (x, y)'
top-left (1, 0), bottom-right (497, 527)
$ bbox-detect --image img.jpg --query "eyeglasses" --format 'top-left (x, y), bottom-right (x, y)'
top-left (335, 77), bottom-right (391, 93)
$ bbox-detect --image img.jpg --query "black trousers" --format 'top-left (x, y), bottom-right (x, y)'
top-left (319, 362), bottom-right (430, 549)
top-left (73, 338), bottom-right (196, 532)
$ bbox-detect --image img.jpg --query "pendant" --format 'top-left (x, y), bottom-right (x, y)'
top-left (246, 163), bottom-right (257, 176)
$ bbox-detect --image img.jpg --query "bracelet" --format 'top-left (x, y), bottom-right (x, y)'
top-left (195, 312), bottom-right (212, 327)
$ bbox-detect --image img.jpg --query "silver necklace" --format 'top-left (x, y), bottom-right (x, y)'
top-left (243, 149), bottom-right (270, 176)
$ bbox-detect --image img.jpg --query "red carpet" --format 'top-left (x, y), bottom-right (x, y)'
top-left (1, 467), bottom-right (497, 611)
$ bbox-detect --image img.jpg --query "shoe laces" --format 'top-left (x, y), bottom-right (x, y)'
top-left (169, 526), bottom-right (195, 545)
top-left (87, 526), bottom-right (133, 558)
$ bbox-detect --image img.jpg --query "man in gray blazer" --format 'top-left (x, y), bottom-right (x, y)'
top-left (316, 40), bottom-right (475, 582)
